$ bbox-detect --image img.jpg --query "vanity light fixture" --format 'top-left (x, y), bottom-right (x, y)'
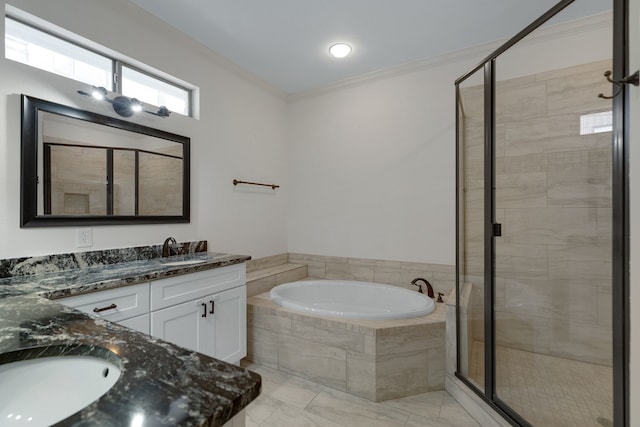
top-left (77, 86), bottom-right (171, 118)
top-left (329, 43), bottom-right (352, 58)
top-left (91, 86), bottom-right (107, 100)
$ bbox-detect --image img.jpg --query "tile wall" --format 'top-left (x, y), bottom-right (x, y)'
top-left (288, 253), bottom-right (455, 296)
top-left (47, 144), bottom-right (182, 216)
top-left (246, 294), bottom-right (446, 402)
top-left (460, 59), bottom-right (613, 366)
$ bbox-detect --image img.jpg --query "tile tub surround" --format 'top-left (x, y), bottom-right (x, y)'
top-left (0, 293), bottom-right (260, 426)
top-left (246, 254), bottom-right (308, 298)
top-left (246, 253), bottom-right (289, 273)
top-left (0, 240), bottom-right (208, 279)
top-left (246, 292), bottom-right (446, 402)
top-left (287, 253), bottom-right (455, 295)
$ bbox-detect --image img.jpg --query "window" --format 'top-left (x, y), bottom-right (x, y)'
top-left (121, 66), bottom-right (190, 116)
top-left (580, 111), bottom-right (613, 135)
top-left (5, 14), bottom-right (193, 117)
top-left (5, 17), bottom-right (112, 88)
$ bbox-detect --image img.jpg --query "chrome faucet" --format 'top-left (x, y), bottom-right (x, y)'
top-left (411, 277), bottom-right (434, 298)
top-left (162, 237), bottom-right (178, 257)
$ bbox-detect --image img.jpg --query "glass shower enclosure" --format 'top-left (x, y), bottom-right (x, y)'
top-left (454, 0), bottom-right (627, 425)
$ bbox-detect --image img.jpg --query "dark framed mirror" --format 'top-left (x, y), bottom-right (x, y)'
top-left (20, 95), bottom-right (190, 227)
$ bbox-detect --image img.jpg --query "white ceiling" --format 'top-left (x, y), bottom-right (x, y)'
top-left (129, 0), bottom-right (611, 95)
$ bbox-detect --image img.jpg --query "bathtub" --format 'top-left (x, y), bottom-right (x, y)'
top-left (269, 279), bottom-right (435, 320)
top-left (248, 280), bottom-right (445, 401)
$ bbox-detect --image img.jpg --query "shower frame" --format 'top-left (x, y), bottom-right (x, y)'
top-left (453, 0), bottom-right (630, 425)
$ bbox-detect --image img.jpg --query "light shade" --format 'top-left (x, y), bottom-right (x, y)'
top-left (130, 99), bottom-right (143, 112)
top-left (329, 43), bottom-right (352, 58)
top-left (91, 86), bottom-right (107, 100)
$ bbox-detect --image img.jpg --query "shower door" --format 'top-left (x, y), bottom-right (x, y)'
top-left (455, 0), bottom-right (627, 425)
top-left (492, 25), bottom-right (614, 426)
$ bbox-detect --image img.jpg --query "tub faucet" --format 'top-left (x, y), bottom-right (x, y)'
top-left (411, 278), bottom-right (434, 298)
top-left (162, 237), bottom-right (178, 257)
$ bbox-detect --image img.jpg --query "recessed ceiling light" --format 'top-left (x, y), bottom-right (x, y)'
top-left (329, 43), bottom-right (352, 58)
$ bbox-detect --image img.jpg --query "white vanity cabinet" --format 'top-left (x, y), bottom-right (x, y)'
top-left (56, 262), bottom-right (248, 426)
top-left (149, 264), bottom-right (247, 364)
top-left (57, 282), bottom-right (150, 334)
top-left (57, 263), bottom-right (247, 364)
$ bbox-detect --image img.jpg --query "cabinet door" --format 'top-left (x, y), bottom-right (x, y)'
top-left (119, 313), bottom-right (150, 335)
top-left (150, 299), bottom-right (208, 354)
top-left (206, 286), bottom-right (246, 363)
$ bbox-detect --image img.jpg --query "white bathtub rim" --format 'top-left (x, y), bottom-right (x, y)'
top-left (269, 279), bottom-right (436, 320)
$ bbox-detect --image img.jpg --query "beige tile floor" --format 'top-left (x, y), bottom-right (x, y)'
top-left (242, 361), bottom-right (481, 427)
top-left (468, 341), bottom-right (613, 427)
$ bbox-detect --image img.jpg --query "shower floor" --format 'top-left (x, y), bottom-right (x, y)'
top-left (468, 341), bottom-right (613, 427)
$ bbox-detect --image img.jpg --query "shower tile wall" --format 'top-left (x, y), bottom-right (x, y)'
top-left (462, 59), bottom-right (612, 366)
top-left (49, 146), bottom-right (109, 214)
top-left (288, 253), bottom-right (455, 296)
top-left (48, 145), bottom-right (182, 216)
top-left (138, 153), bottom-right (183, 215)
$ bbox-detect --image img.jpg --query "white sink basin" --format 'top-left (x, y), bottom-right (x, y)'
top-left (161, 259), bottom-right (208, 267)
top-left (0, 355), bottom-right (121, 426)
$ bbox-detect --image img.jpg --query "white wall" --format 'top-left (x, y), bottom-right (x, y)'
top-left (287, 13), bottom-right (611, 265)
top-left (287, 62), bottom-right (460, 265)
top-left (0, 0), bottom-right (289, 259)
top-left (628, 0), bottom-right (639, 423)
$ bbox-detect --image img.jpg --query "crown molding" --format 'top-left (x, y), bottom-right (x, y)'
top-left (288, 11), bottom-right (612, 102)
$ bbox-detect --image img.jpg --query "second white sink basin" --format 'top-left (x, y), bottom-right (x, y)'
top-left (0, 354), bottom-right (121, 426)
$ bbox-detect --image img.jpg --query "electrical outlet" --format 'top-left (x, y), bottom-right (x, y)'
top-left (76, 228), bottom-right (93, 248)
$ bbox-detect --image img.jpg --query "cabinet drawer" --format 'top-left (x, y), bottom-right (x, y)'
top-left (58, 282), bottom-right (150, 322)
top-left (150, 264), bottom-right (246, 311)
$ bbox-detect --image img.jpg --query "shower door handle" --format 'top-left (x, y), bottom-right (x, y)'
top-left (492, 223), bottom-right (502, 237)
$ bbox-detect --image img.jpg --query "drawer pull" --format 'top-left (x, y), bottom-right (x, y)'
top-left (93, 303), bottom-right (117, 313)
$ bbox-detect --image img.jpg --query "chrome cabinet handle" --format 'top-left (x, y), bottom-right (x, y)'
top-left (201, 302), bottom-right (207, 318)
top-left (93, 303), bottom-right (117, 313)
top-left (209, 300), bottom-right (215, 315)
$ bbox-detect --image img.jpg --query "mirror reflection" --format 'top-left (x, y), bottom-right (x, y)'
top-left (41, 113), bottom-right (183, 216)
top-left (21, 95), bottom-right (190, 227)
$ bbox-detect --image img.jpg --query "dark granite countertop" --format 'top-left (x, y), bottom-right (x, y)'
top-left (0, 252), bottom-right (250, 300)
top-left (0, 250), bottom-right (260, 427)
